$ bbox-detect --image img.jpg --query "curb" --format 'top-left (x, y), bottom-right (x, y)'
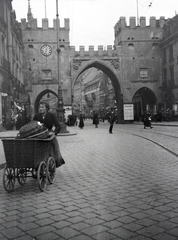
top-left (57, 129), bottom-right (77, 136)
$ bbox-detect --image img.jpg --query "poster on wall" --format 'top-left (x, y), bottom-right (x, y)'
top-left (123, 103), bottom-right (134, 121)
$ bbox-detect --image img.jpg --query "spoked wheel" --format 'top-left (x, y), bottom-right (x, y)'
top-left (37, 161), bottom-right (47, 191)
top-left (17, 168), bottom-right (27, 185)
top-left (47, 157), bottom-right (56, 184)
top-left (50, 145), bottom-right (55, 159)
top-left (32, 168), bottom-right (37, 179)
top-left (3, 165), bottom-right (16, 192)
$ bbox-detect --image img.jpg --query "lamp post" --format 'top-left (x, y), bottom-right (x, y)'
top-left (80, 79), bottom-right (83, 112)
top-left (56, 0), bottom-right (68, 133)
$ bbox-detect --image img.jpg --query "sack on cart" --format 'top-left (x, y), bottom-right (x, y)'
top-left (16, 121), bottom-right (49, 139)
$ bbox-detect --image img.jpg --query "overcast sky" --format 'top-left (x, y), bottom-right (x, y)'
top-left (12, 0), bottom-right (177, 50)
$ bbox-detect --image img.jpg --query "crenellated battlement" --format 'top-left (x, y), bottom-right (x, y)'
top-left (69, 45), bottom-right (122, 58)
top-left (21, 18), bottom-right (70, 30)
top-left (114, 16), bottom-right (165, 31)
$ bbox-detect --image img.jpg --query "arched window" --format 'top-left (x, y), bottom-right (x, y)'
top-left (128, 43), bottom-right (134, 50)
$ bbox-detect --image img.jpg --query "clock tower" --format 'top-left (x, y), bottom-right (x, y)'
top-left (21, 2), bottom-right (71, 117)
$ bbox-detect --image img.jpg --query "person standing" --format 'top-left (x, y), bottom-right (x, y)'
top-left (33, 101), bottom-right (65, 167)
top-left (78, 112), bottom-right (84, 129)
top-left (108, 109), bottom-right (115, 134)
top-left (13, 102), bottom-right (25, 130)
top-left (93, 111), bottom-right (99, 128)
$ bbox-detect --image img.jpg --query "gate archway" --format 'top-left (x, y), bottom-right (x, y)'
top-left (132, 87), bottom-right (157, 120)
top-left (72, 59), bottom-right (123, 122)
top-left (34, 89), bottom-right (58, 114)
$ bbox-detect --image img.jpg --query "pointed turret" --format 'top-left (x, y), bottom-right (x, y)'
top-left (27, 0), bottom-right (33, 23)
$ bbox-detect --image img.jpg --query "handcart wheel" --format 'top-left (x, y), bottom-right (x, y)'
top-left (47, 157), bottom-right (56, 184)
top-left (50, 145), bottom-right (55, 159)
top-left (17, 168), bottom-right (27, 185)
top-left (32, 168), bottom-right (37, 179)
top-left (37, 161), bottom-right (47, 191)
top-left (3, 165), bottom-right (15, 192)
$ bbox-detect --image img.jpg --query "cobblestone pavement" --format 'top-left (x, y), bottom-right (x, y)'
top-left (1, 121), bottom-right (178, 240)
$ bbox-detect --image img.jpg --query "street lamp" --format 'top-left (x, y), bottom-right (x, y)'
top-left (80, 79), bottom-right (83, 112)
top-left (56, 0), bottom-right (68, 133)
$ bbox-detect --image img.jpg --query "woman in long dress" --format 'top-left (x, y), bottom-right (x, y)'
top-left (33, 101), bottom-right (65, 167)
top-left (93, 111), bottom-right (99, 128)
top-left (78, 112), bottom-right (84, 129)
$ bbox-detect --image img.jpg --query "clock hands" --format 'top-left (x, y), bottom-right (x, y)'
top-left (40, 44), bottom-right (52, 56)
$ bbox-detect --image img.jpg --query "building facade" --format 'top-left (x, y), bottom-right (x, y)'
top-left (160, 15), bottom-right (178, 118)
top-left (0, 0), bottom-right (24, 129)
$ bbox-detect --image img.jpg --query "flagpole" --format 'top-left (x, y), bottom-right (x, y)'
top-left (136, 0), bottom-right (139, 26)
top-left (44, 0), bottom-right (47, 18)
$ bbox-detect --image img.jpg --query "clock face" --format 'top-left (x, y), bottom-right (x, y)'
top-left (40, 44), bottom-right (52, 56)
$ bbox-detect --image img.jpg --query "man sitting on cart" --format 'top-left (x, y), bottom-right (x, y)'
top-left (33, 101), bottom-right (65, 167)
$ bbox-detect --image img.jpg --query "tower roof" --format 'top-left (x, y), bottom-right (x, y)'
top-left (27, 0), bottom-right (33, 22)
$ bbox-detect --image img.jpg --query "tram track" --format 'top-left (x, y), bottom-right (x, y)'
top-left (119, 130), bottom-right (178, 158)
top-left (99, 122), bottom-right (178, 159)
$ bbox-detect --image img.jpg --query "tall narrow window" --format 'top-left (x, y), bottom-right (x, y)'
top-left (163, 68), bottom-right (167, 82)
top-left (169, 44), bottom-right (174, 62)
top-left (162, 68), bottom-right (167, 88)
top-left (2, 35), bottom-right (5, 57)
top-left (163, 48), bottom-right (166, 64)
top-left (169, 66), bottom-right (174, 87)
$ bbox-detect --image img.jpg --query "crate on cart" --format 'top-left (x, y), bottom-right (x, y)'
top-left (2, 135), bottom-right (56, 192)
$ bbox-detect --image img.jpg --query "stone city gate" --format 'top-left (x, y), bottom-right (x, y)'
top-left (28, 43), bottom-right (158, 123)
top-left (69, 45), bottom-right (123, 122)
top-left (30, 44), bottom-right (123, 122)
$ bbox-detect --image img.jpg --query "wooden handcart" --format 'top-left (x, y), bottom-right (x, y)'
top-left (1, 135), bottom-right (56, 192)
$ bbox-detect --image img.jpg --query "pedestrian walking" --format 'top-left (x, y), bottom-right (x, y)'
top-left (93, 111), bottom-right (99, 128)
top-left (143, 111), bottom-right (153, 129)
top-left (78, 112), bottom-right (84, 129)
top-left (33, 101), bottom-right (65, 167)
top-left (108, 109), bottom-right (115, 134)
